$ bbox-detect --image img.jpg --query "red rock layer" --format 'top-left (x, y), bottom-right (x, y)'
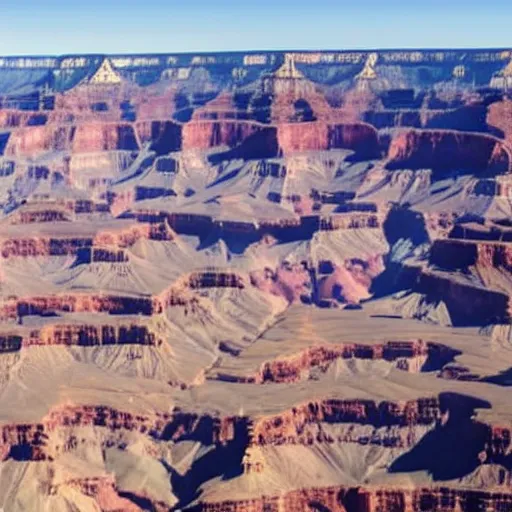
top-left (0, 110), bottom-right (48, 128)
top-left (188, 271), bottom-right (245, 289)
top-left (72, 123), bottom-right (139, 152)
top-left (179, 117), bottom-right (379, 158)
top-left (0, 406), bottom-right (169, 461)
top-left (252, 398), bottom-right (441, 447)
top-left (182, 121), bottom-right (262, 150)
top-left (199, 486), bottom-right (512, 512)
top-left (0, 406), bottom-right (246, 462)
top-left (277, 122), bottom-right (329, 152)
top-left (386, 129), bottom-right (511, 174)
top-left (0, 221), bottom-right (174, 258)
top-left (0, 401), bottom-right (510, 484)
top-left (276, 122), bottom-right (379, 157)
top-left (327, 123), bottom-right (380, 158)
top-left (0, 294), bottom-right (157, 320)
top-left (12, 323), bottom-right (161, 348)
top-left (4, 122), bottom-right (140, 156)
top-left (11, 208), bottom-right (71, 224)
top-left (319, 212), bottom-right (383, 230)
top-left (0, 271), bottom-right (242, 321)
top-left (233, 341), bottom-right (450, 384)
top-left (4, 125), bottom-right (73, 156)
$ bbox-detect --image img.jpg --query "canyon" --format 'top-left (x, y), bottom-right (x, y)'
top-left (0, 49), bottom-right (511, 511)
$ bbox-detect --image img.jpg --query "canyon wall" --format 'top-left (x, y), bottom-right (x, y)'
top-left (386, 129), bottom-right (511, 175)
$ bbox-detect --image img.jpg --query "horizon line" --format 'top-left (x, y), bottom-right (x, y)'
top-left (1, 46), bottom-right (511, 60)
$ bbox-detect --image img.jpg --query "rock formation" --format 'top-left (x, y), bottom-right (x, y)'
top-left (0, 48), bottom-right (512, 512)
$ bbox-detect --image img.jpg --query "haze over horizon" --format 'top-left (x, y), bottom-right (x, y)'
top-left (1, 0), bottom-right (511, 56)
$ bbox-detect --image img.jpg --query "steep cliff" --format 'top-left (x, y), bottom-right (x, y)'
top-left (386, 129), bottom-right (511, 175)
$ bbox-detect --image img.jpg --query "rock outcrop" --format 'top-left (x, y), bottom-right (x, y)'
top-left (237, 341), bottom-right (458, 384)
top-left (199, 486), bottom-right (512, 512)
top-left (4, 122), bottom-right (140, 157)
top-left (386, 129), bottom-right (511, 175)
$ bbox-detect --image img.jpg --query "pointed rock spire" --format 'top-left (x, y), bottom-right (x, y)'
top-left (356, 53), bottom-right (379, 80)
top-left (274, 54), bottom-right (304, 79)
top-left (89, 58), bottom-right (122, 85)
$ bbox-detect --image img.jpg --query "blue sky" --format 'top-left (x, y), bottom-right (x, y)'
top-left (0, 0), bottom-right (511, 55)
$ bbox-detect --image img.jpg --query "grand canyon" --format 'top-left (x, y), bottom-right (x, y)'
top-left (0, 49), bottom-right (511, 511)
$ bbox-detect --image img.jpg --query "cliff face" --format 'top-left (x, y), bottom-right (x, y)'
top-left (27, 323), bottom-right (162, 347)
top-left (251, 397), bottom-right (441, 447)
top-left (4, 122), bottom-right (140, 157)
top-left (199, 486), bottom-right (512, 512)
top-left (0, 405), bottom-right (170, 462)
top-left (0, 110), bottom-right (48, 129)
top-left (72, 123), bottom-right (140, 152)
top-left (139, 120), bottom-right (182, 154)
top-left (328, 123), bottom-right (380, 158)
top-left (183, 121), bottom-right (262, 150)
top-left (416, 271), bottom-right (511, 325)
top-left (4, 125), bottom-right (73, 156)
top-left (1, 294), bottom-right (156, 319)
top-left (245, 341), bottom-right (456, 384)
top-left (277, 122), bottom-right (329, 153)
top-left (275, 122), bottom-right (380, 158)
top-left (0, 397), bottom-right (507, 461)
top-left (386, 129), bottom-right (511, 175)
top-left (0, 221), bottom-right (174, 258)
top-left (487, 99), bottom-right (512, 145)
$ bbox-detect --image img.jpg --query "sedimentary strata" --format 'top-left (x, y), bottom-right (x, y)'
top-left (0, 49), bottom-right (511, 511)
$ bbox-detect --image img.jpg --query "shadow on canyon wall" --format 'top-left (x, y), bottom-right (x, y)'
top-left (166, 419), bottom-right (250, 509)
top-left (389, 392), bottom-right (491, 481)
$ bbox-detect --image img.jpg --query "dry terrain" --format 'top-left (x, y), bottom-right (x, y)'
top-left (0, 49), bottom-right (511, 511)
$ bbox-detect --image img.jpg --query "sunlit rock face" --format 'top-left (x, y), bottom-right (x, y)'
top-left (0, 49), bottom-right (512, 512)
